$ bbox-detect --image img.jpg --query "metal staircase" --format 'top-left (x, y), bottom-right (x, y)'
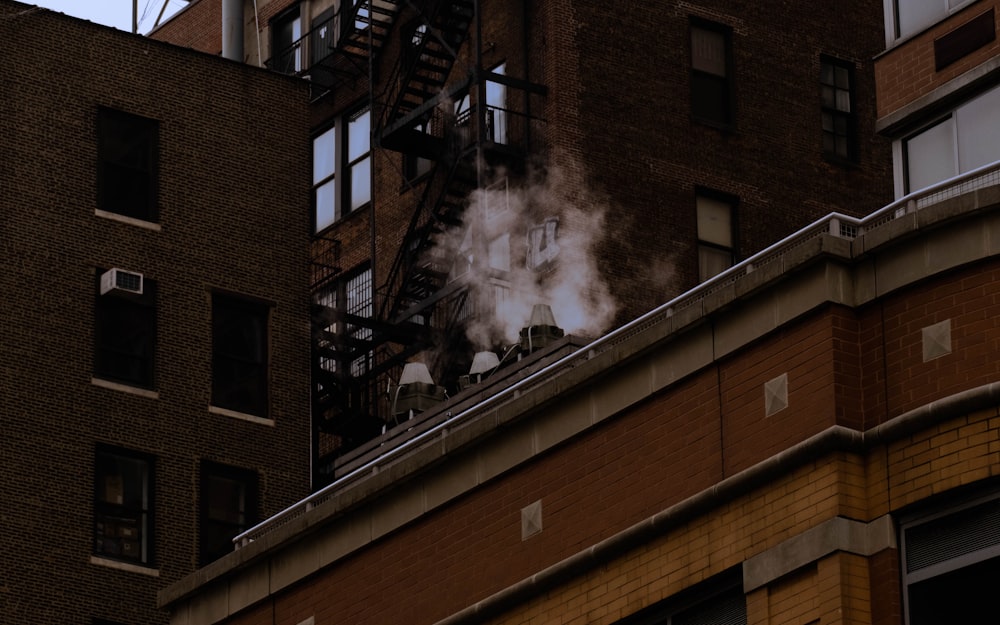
top-left (266, 0), bottom-right (403, 94)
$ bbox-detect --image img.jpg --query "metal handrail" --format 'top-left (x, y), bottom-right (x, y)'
top-left (235, 159), bottom-right (1000, 548)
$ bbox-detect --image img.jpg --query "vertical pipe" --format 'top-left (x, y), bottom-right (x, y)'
top-left (222, 0), bottom-right (244, 62)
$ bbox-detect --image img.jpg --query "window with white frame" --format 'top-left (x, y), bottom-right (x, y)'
top-left (902, 83), bottom-right (1000, 195)
top-left (696, 191), bottom-right (736, 282)
top-left (889, 0), bottom-right (975, 42)
top-left (901, 488), bottom-right (1000, 625)
top-left (313, 106), bottom-right (372, 232)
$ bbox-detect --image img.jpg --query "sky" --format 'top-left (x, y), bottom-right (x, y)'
top-left (27, 0), bottom-right (186, 33)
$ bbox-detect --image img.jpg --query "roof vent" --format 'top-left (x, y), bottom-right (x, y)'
top-left (99, 268), bottom-right (144, 296)
top-left (391, 362), bottom-right (447, 423)
top-left (519, 304), bottom-right (564, 354)
top-left (459, 350), bottom-right (501, 390)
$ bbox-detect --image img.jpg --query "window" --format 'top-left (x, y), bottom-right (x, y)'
top-left (486, 63), bottom-right (508, 144)
top-left (902, 83), bottom-right (1000, 195)
top-left (690, 20), bottom-right (733, 128)
top-left (901, 489), bottom-right (1000, 625)
top-left (199, 461), bottom-right (258, 565)
top-left (271, 6), bottom-right (302, 74)
top-left (404, 119), bottom-right (434, 181)
top-left (94, 270), bottom-right (156, 388)
top-left (890, 0), bottom-right (974, 41)
top-left (313, 106), bottom-right (372, 232)
top-left (696, 191), bottom-right (736, 282)
top-left (94, 446), bottom-right (153, 565)
top-left (212, 294), bottom-right (270, 416)
top-left (97, 107), bottom-right (158, 222)
top-left (820, 57), bottom-right (857, 162)
top-left (314, 265), bottom-right (372, 376)
top-left (614, 568), bottom-right (746, 625)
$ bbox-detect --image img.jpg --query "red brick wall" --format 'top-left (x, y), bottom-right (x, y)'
top-left (216, 252), bottom-right (1000, 625)
top-left (875, 0), bottom-right (1000, 119)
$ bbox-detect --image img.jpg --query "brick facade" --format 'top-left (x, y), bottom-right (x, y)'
top-left (875, 0), bottom-right (1000, 120)
top-left (157, 176), bottom-right (1000, 624)
top-left (0, 3), bottom-right (312, 623)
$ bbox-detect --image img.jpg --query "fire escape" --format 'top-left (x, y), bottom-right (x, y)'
top-left (309, 0), bottom-right (547, 482)
top-left (266, 0), bottom-right (403, 95)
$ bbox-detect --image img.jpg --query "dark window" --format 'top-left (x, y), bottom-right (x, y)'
top-left (902, 490), bottom-right (1000, 625)
top-left (404, 119), bottom-right (434, 181)
top-left (94, 446), bottom-right (153, 565)
top-left (199, 461), bottom-right (258, 565)
top-left (614, 567), bottom-right (746, 625)
top-left (690, 20), bottom-right (733, 128)
top-left (696, 190), bottom-right (736, 282)
top-left (820, 57), bottom-right (857, 162)
top-left (212, 294), bottom-right (270, 416)
top-left (94, 269), bottom-right (156, 388)
top-left (271, 5), bottom-right (302, 74)
top-left (97, 107), bottom-right (158, 222)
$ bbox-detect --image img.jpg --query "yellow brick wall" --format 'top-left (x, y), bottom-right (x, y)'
top-left (480, 407), bottom-right (1000, 625)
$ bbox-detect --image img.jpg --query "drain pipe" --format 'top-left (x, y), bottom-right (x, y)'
top-left (222, 0), bottom-right (244, 62)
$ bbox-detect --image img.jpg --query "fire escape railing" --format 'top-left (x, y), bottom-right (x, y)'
top-left (265, 0), bottom-right (402, 93)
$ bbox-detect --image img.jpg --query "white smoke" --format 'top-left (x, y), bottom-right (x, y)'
top-left (430, 156), bottom-right (618, 349)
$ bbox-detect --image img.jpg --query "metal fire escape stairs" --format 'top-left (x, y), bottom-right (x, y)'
top-left (268, 0), bottom-right (403, 95)
top-left (313, 0), bottom-right (548, 476)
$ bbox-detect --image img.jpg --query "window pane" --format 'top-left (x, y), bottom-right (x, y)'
top-left (692, 27), bottom-right (727, 76)
top-left (348, 110), bottom-right (370, 162)
top-left (313, 127), bottom-right (336, 184)
top-left (95, 449), bottom-right (151, 564)
top-left (212, 296), bottom-right (269, 416)
top-left (315, 179), bottom-right (336, 231)
top-left (955, 84), bottom-right (1000, 173)
top-left (897, 0), bottom-right (945, 39)
top-left (697, 195), bottom-right (732, 247)
top-left (699, 244), bottom-right (733, 281)
top-left (906, 117), bottom-right (957, 193)
top-left (350, 156), bottom-right (371, 211)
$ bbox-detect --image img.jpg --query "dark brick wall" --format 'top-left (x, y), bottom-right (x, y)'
top-left (148, 0), bottom-right (222, 54)
top-left (0, 2), bottom-right (312, 623)
top-left (546, 0), bottom-right (894, 324)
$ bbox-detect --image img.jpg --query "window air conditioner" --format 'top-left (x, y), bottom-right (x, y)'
top-left (100, 268), bottom-right (144, 296)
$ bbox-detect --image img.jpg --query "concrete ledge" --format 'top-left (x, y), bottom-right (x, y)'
top-left (159, 198), bottom-right (1000, 618)
top-left (743, 515), bottom-right (897, 592)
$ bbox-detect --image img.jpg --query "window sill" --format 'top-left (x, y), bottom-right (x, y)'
top-left (209, 405), bottom-right (275, 426)
top-left (91, 377), bottom-right (159, 399)
top-left (90, 555), bottom-right (160, 576)
top-left (95, 209), bottom-right (161, 231)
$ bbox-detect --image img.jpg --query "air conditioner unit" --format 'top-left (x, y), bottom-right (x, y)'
top-left (100, 268), bottom-right (144, 296)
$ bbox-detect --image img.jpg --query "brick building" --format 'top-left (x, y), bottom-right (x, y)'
top-left (874, 0), bottom-right (1000, 198)
top-left (0, 3), bottom-right (313, 623)
top-left (156, 155), bottom-right (1000, 625)
top-left (150, 0), bottom-right (894, 483)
